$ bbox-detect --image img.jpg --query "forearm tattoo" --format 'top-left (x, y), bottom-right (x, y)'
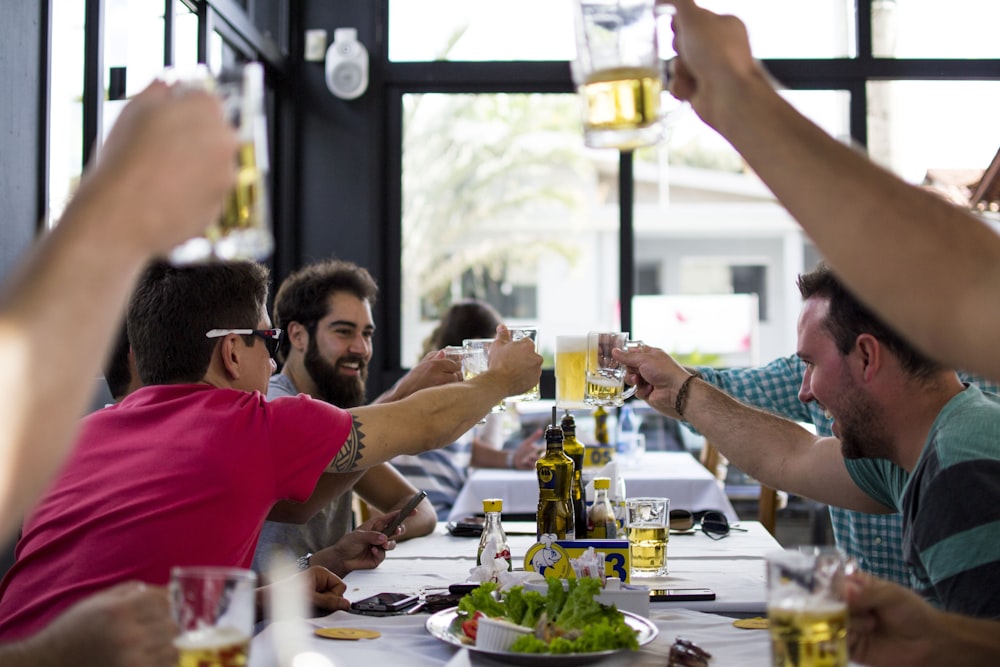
top-left (330, 415), bottom-right (366, 472)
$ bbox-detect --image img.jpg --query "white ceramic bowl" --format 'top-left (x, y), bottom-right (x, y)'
top-left (475, 616), bottom-right (533, 652)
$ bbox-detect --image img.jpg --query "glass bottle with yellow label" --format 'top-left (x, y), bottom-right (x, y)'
top-left (536, 419), bottom-right (576, 540)
top-left (587, 477), bottom-right (617, 538)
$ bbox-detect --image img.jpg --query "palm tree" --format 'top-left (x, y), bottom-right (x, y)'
top-left (402, 90), bottom-right (597, 322)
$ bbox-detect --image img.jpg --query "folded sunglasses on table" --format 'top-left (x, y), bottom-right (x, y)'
top-left (669, 509), bottom-right (747, 540)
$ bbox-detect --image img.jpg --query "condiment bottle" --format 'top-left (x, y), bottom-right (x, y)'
top-left (560, 411), bottom-right (588, 538)
top-left (587, 477), bottom-right (617, 538)
top-left (477, 498), bottom-right (512, 570)
top-left (536, 409), bottom-right (576, 540)
top-left (611, 475), bottom-right (628, 537)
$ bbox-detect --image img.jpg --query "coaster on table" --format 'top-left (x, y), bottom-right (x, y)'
top-left (732, 617), bottom-right (769, 630)
top-left (314, 627), bottom-right (382, 640)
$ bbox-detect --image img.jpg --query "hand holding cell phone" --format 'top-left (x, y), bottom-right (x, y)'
top-left (380, 490), bottom-right (427, 537)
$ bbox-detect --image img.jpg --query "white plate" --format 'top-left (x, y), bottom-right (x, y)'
top-left (424, 606), bottom-right (658, 666)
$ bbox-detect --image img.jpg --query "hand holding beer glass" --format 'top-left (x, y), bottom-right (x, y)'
top-left (507, 327), bottom-right (541, 402)
top-left (766, 548), bottom-right (851, 667)
top-left (167, 63), bottom-right (274, 264)
top-left (585, 331), bottom-right (643, 407)
top-left (462, 338), bottom-right (506, 414)
top-left (170, 566), bottom-right (257, 667)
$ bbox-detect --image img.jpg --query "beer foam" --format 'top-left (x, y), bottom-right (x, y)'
top-left (556, 335), bottom-right (587, 352)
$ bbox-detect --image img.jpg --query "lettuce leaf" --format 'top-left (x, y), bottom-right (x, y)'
top-left (456, 577), bottom-right (639, 654)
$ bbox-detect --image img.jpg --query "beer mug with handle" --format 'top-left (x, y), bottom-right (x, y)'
top-left (584, 331), bottom-right (642, 407)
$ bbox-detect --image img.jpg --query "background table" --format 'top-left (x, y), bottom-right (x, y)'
top-left (448, 451), bottom-right (738, 523)
top-left (249, 521), bottom-right (810, 666)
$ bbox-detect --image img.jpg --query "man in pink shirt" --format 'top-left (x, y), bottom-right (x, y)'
top-left (0, 260), bottom-right (541, 640)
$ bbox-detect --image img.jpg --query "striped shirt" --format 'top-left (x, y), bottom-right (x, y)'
top-left (847, 384), bottom-right (1000, 617)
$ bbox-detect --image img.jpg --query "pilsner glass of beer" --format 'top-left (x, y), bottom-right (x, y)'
top-left (626, 496), bottom-right (669, 576)
top-left (555, 334), bottom-right (588, 409)
top-left (584, 331), bottom-right (641, 407)
top-left (766, 548), bottom-right (850, 667)
top-left (571, 0), bottom-right (669, 150)
top-left (167, 63), bottom-right (274, 264)
top-left (170, 566), bottom-right (257, 667)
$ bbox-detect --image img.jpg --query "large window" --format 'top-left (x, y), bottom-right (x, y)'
top-left (45, 1), bottom-right (284, 232)
top-left (387, 1), bottom-right (1000, 380)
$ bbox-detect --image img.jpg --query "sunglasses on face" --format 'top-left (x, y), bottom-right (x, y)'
top-left (669, 509), bottom-right (746, 540)
top-left (205, 328), bottom-right (283, 358)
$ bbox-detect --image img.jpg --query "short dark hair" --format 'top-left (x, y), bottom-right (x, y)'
top-left (127, 261), bottom-right (270, 385)
top-left (421, 299), bottom-right (502, 358)
top-left (103, 322), bottom-right (133, 400)
top-left (797, 262), bottom-right (942, 379)
top-left (272, 259), bottom-right (378, 363)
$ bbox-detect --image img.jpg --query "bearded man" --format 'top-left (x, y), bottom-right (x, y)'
top-left (253, 260), bottom-right (454, 580)
top-left (617, 262), bottom-right (1000, 619)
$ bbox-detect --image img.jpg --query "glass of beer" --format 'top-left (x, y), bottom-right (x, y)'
top-left (584, 331), bottom-right (641, 407)
top-left (555, 334), bottom-right (588, 409)
top-left (462, 338), bottom-right (506, 413)
top-left (626, 496), bottom-right (669, 577)
top-left (167, 62), bottom-right (274, 264)
top-left (571, 0), bottom-right (668, 150)
top-left (170, 566), bottom-right (257, 667)
top-left (507, 327), bottom-right (541, 402)
top-left (766, 548), bottom-right (850, 667)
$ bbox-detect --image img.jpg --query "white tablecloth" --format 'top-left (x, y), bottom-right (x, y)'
top-left (250, 607), bottom-right (778, 667)
top-left (449, 451), bottom-right (738, 523)
top-left (249, 520), bottom-right (795, 666)
top-left (344, 521), bottom-right (776, 616)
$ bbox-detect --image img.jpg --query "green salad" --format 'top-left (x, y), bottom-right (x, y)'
top-left (455, 577), bottom-right (640, 654)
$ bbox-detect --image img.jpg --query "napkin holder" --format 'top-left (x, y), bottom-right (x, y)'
top-left (523, 537), bottom-right (631, 583)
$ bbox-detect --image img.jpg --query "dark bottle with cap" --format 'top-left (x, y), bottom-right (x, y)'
top-left (560, 411), bottom-right (587, 538)
top-left (593, 405), bottom-right (610, 445)
top-left (536, 415), bottom-right (576, 540)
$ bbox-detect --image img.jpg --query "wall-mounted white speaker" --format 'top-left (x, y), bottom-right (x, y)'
top-left (325, 28), bottom-right (368, 100)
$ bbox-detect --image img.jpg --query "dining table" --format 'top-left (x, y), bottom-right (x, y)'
top-left (248, 519), bottom-right (819, 666)
top-left (448, 450), bottom-right (739, 523)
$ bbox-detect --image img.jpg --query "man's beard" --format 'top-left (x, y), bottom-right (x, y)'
top-left (837, 390), bottom-right (893, 461)
top-left (304, 336), bottom-right (367, 408)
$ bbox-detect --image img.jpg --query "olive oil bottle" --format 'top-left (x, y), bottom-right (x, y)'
top-left (536, 409), bottom-right (576, 540)
top-left (593, 405), bottom-right (610, 445)
top-left (560, 411), bottom-right (587, 538)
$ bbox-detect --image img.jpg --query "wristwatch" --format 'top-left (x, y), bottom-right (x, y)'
top-left (296, 553), bottom-right (313, 570)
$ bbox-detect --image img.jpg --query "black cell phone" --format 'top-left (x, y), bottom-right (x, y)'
top-left (350, 592), bottom-right (420, 613)
top-left (446, 516), bottom-right (484, 537)
top-left (381, 490), bottom-right (428, 536)
top-left (448, 583), bottom-right (479, 595)
top-left (650, 588), bottom-right (716, 602)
